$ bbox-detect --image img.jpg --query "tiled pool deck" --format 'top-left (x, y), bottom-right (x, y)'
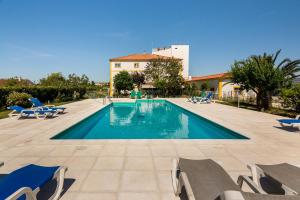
top-left (0, 98), bottom-right (299, 200)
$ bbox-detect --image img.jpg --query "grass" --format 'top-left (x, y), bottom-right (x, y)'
top-left (216, 100), bottom-right (298, 118)
top-left (0, 109), bottom-right (11, 119)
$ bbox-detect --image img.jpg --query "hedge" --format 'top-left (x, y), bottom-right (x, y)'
top-left (0, 86), bottom-right (88, 108)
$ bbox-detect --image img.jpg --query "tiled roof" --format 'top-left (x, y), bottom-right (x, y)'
top-left (186, 73), bottom-right (231, 82)
top-left (109, 53), bottom-right (180, 62)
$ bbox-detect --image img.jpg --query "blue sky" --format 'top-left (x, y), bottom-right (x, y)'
top-left (0, 0), bottom-right (299, 82)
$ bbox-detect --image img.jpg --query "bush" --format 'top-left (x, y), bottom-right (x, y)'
top-left (281, 84), bottom-right (300, 112)
top-left (6, 92), bottom-right (32, 108)
top-left (0, 86), bottom-right (88, 108)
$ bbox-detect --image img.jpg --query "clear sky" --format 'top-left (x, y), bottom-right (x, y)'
top-left (0, 0), bottom-right (299, 82)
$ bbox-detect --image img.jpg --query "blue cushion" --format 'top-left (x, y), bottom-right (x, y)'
top-left (7, 106), bottom-right (25, 113)
top-left (278, 119), bottom-right (300, 124)
top-left (30, 98), bottom-right (65, 110)
top-left (7, 106), bottom-right (35, 115)
top-left (0, 164), bottom-right (59, 200)
top-left (29, 98), bottom-right (44, 107)
top-left (35, 110), bottom-right (56, 115)
top-left (21, 110), bottom-right (35, 115)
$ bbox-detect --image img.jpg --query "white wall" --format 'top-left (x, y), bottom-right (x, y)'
top-left (152, 45), bottom-right (189, 78)
top-left (222, 79), bottom-right (235, 95)
top-left (110, 61), bottom-right (148, 95)
top-left (222, 79), bottom-right (256, 98)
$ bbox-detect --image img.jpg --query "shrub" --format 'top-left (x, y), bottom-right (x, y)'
top-left (281, 84), bottom-right (300, 112)
top-left (6, 92), bottom-right (32, 108)
top-left (0, 86), bottom-right (88, 108)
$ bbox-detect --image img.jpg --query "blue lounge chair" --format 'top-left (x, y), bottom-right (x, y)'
top-left (193, 92), bottom-right (213, 103)
top-left (0, 163), bottom-right (67, 200)
top-left (7, 106), bottom-right (57, 119)
top-left (277, 115), bottom-right (300, 127)
top-left (29, 98), bottom-right (66, 114)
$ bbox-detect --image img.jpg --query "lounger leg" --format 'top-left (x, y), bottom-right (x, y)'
top-left (49, 167), bottom-right (67, 200)
top-left (35, 113), bottom-right (40, 119)
top-left (6, 187), bottom-right (37, 200)
top-left (237, 175), bottom-right (266, 194)
top-left (8, 111), bottom-right (16, 119)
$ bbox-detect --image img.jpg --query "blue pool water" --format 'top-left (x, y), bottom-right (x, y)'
top-left (52, 100), bottom-right (248, 139)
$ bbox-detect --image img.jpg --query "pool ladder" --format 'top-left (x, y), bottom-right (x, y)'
top-left (103, 96), bottom-right (112, 105)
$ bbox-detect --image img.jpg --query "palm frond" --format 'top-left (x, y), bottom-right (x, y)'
top-left (272, 49), bottom-right (281, 63)
top-left (277, 58), bottom-right (291, 69)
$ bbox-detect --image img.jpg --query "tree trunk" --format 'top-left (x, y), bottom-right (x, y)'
top-left (256, 92), bottom-right (262, 110)
top-left (256, 91), bottom-right (272, 111)
top-left (261, 92), bottom-right (272, 111)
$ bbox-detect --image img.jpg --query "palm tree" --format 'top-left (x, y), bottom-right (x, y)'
top-left (231, 50), bottom-right (300, 110)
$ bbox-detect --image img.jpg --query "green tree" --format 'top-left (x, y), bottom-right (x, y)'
top-left (144, 58), bottom-right (166, 81)
top-left (131, 72), bottom-right (145, 89)
top-left (164, 58), bottom-right (185, 95)
top-left (154, 79), bottom-right (167, 96)
top-left (67, 73), bottom-right (90, 87)
top-left (144, 58), bottom-right (184, 96)
top-left (230, 50), bottom-right (300, 110)
top-left (185, 83), bottom-right (197, 96)
top-left (281, 83), bottom-right (300, 112)
top-left (39, 72), bottom-right (66, 87)
top-left (113, 71), bottom-right (133, 94)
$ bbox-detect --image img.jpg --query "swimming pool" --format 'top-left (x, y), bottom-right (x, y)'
top-left (52, 100), bottom-right (248, 139)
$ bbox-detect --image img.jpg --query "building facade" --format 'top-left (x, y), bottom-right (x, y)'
top-left (186, 72), bottom-right (256, 100)
top-left (109, 45), bottom-right (189, 96)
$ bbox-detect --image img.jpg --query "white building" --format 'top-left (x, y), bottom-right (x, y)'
top-left (152, 45), bottom-right (189, 78)
top-left (109, 45), bottom-right (189, 96)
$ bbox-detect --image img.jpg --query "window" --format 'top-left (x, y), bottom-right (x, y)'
top-left (115, 63), bottom-right (121, 68)
top-left (134, 63), bottom-right (139, 68)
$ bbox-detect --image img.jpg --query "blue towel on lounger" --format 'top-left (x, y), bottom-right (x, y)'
top-left (278, 119), bottom-right (300, 124)
top-left (0, 164), bottom-right (59, 200)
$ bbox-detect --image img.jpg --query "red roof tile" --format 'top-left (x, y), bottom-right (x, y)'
top-left (109, 53), bottom-right (180, 62)
top-left (187, 72), bottom-right (231, 82)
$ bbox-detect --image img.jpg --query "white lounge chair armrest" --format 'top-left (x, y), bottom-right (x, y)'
top-left (220, 190), bottom-right (245, 200)
top-left (49, 166), bottom-right (68, 200)
top-left (171, 158), bottom-right (180, 195)
top-left (237, 175), bottom-right (266, 194)
top-left (180, 172), bottom-right (196, 200)
top-left (6, 187), bottom-right (36, 200)
top-left (247, 164), bottom-right (265, 187)
top-left (296, 115), bottom-right (300, 120)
